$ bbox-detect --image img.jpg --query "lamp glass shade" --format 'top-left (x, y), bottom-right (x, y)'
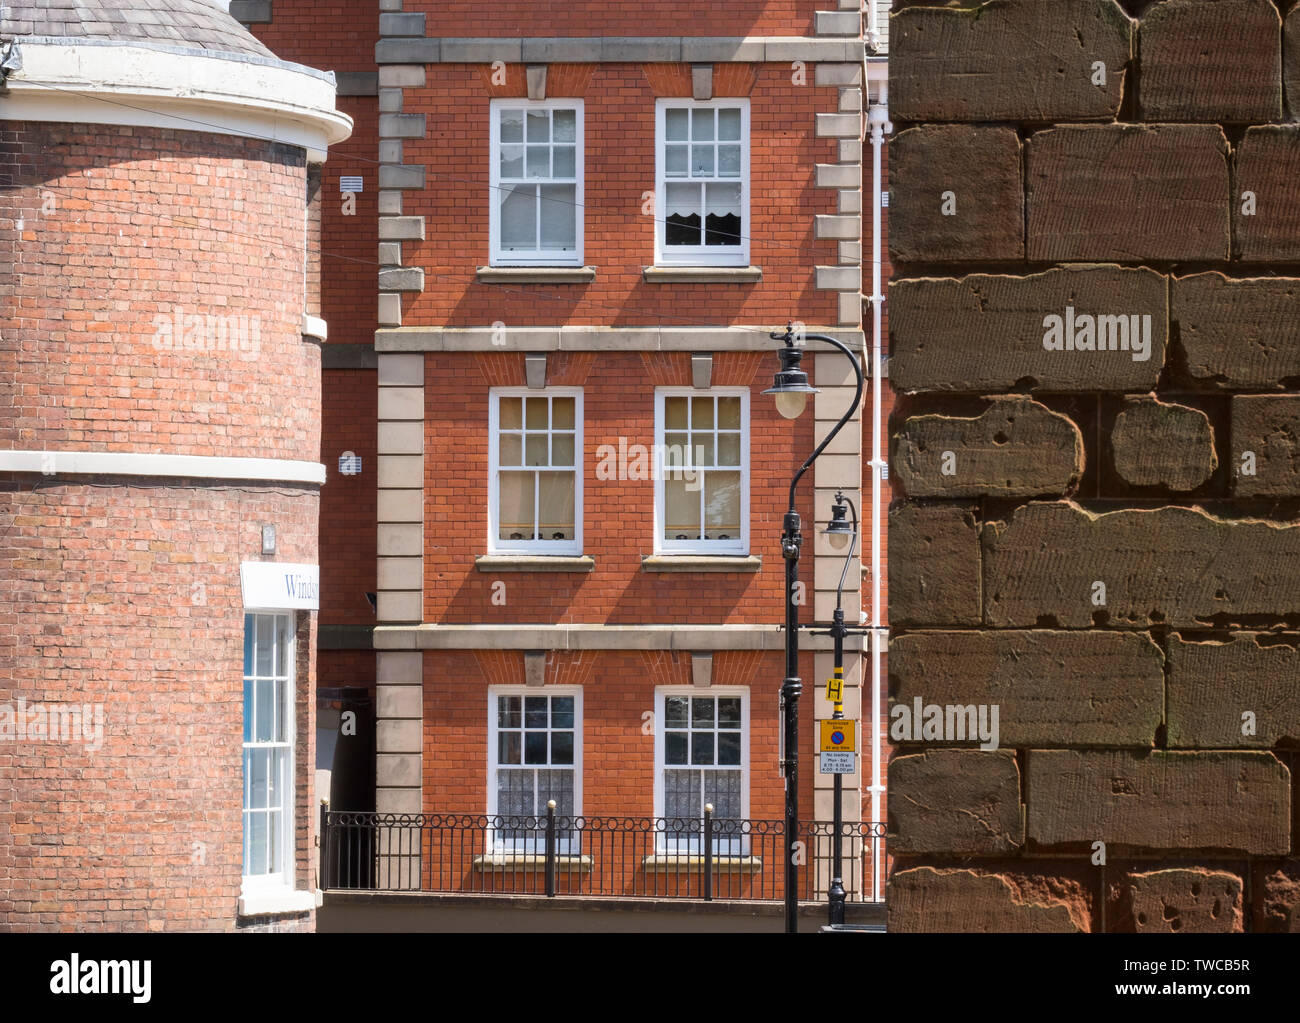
top-left (774, 390), bottom-right (807, 420)
top-left (826, 528), bottom-right (852, 551)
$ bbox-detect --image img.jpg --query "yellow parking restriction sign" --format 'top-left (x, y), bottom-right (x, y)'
top-left (820, 720), bottom-right (856, 753)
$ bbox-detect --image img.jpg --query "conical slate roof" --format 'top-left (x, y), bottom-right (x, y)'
top-left (1, 0), bottom-right (276, 59)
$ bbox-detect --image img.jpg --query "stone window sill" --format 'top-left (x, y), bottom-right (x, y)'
top-left (237, 888), bottom-right (320, 918)
top-left (642, 266), bottom-right (762, 284)
top-left (641, 855), bottom-right (764, 874)
top-left (477, 266), bottom-right (597, 284)
top-left (640, 555), bottom-right (761, 573)
top-left (475, 555), bottom-right (596, 573)
top-left (472, 854), bottom-right (594, 874)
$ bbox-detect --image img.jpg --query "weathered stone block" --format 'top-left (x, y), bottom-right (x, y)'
top-left (889, 750), bottom-right (1023, 854)
top-left (1175, 274), bottom-right (1300, 390)
top-left (893, 397), bottom-right (1083, 498)
top-left (1168, 633), bottom-right (1300, 748)
top-left (984, 502), bottom-right (1300, 627)
top-left (1026, 750), bottom-right (1290, 855)
top-left (889, 867), bottom-right (1089, 933)
top-left (889, 126), bottom-right (1023, 263)
top-left (890, 631), bottom-right (1164, 749)
top-left (1235, 127), bottom-right (1300, 263)
top-left (1139, 0), bottom-right (1281, 123)
top-left (1232, 395), bottom-right (1300, 496)
top-left (890, 0), bottom-right (1132, 122)
top-left (887, 504), bottom-right (980, 626)
top-left (1110, 868), bottom-right (1243, 933)
top-left (1111, 397), bottom-right (1217, 491)
top-left (890, 265), bottom-right (1167, 393)
top-left (1026, 125), bottom-right (1230, 263)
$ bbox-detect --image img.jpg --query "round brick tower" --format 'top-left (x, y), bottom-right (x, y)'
top-left (0, 1), bottom-right (349, 931)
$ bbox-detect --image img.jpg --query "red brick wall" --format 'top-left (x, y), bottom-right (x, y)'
top-left (408, 1), bottom-right (821, 38)
top-left (0, 481), bottom-right (318, 932)
top-left (320, 369), bottom-right (378, 625)
top-left (0, 123), bottom-right (317, 464)
top-left (401, 64), bottom-right (841, 328)
top-left (248, 1), bottom-right (378, 75)
top-left (424, 349), bottom-right (816, 624)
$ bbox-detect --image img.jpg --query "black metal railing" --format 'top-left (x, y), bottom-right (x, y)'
top-left (321, 806), bottom-right (887, 903)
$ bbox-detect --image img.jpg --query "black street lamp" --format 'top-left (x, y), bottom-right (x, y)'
top-left (764, 324), bottom-right (864, 934)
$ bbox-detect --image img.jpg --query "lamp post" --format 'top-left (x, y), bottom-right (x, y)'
top-left (821, 493), bottom-right (858, 925)
top-left (763, 325), bottom-right (864, 934)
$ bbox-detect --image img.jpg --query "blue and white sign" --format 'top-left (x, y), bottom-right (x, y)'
top-left (240, 562), bottom-right (320, 610)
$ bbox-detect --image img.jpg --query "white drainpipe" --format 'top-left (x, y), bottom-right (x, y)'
top-left (866, 83), bottom-right (890, 902)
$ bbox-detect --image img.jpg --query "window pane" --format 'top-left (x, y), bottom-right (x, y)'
top-left (551, 433), bottom-right (575, 466)
top-left (499, 143), bottom-right (524, 178)
top-left (704, 770), bottom-right (741, 818)
top-left (525, 434), bottom-right (548, 466)
top-left (691, 108), bottom-right (715, 141)
top-left (551, 731), bottom-right (574, 765)
top-left (537, 471), bottom-right (575, 541)
top-left (718, 732), bottom-right (741, 766)
top-left (243, 677), bottom-right (253, 743)
top-left (499, 184), bottom-right (537, 250)
top-left (664, 396), bottom-right (688, 430)
top-left (665, 145), bottom-right (688, 177)
top-left (690, 396), bottom-right (713, 429)
top-left (553, 109), bottom-right (576, 143)
top-left (243, 614), bottom-right (254, 675)
top-left (526, 145), bottom-right (549, 178)
top-left (552, 397), bottom-right (575, 429)
top-left (665, 182), bottom-right (701, 246)
top-left (274, 677), bottom-right (289, 742)
top-left (246, 812), bottom-right (268, 875)
top-left (498, 471), bottom-right (535, 541)
top-left (691, 732), bottom-right (715, 765)
top-left (526, 109), bottom-right (549, 142)
top-left (718, 697), bottom-right (742, 728)
top-left (665, 696), bottom-right (689, 727)
top-left (691, 145), bottom-right (714, 177)
top-left (276, 616), bottom-right (292, 677)
top-left (551, 696), bottom-right (574, 728)
top-left (498, 769), bottom-right (532, 816)
top-left (499, 397), bottom-right (523, 429)
top-left (664, 478), bottom-right (701, 540)
top-left (499, 731), bottom-right (521, 765)
top-left (552, 145), bottom-right (576, 178)
top-left (499, 432), bottom-right (522, 466)
top-left (718, 144), bottom-right (741, 177)
top-left (539, 184), bottom-right (576, 250)
top-left (718, 433), bottom-right (741, 466)
top-left (665, 108), bottom-right (689, 141)
top-left (705, 182), bottom-right (742, 246)
top-left (250, 748), bottom-right (270, 809)
top-left (717, 397), bottom-right (741, 430)
top-left (500, 108), bottom-right (524, 143)
top-left (255, 679), bottom-right (274, 742)
top-left (663, 431), bottom-right (688, 467)
top-left (537, 769), bottom-right (574, 814)
top-left (525, 696), bottom-right (548, 727)
top-left (524, 731), bottom-right (548, 764)
top-left (665, 733), bottom-right (688, 766)
top-left (498, 695), bottom-right (520, 728)
top-left (255, 616), bottom-right (272, 676)
top-left (718, 108), bottom-right (742, 141)
top-left (663, 769), bottom-right (697, 819)
top-left (525, 397), bottom-right (549, 429)
top-left (691, 698), bottom-right (714, 727)
top-left (704, 471), bottom-right (741, 535)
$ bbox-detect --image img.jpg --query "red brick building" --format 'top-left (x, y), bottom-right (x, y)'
top-left (251, 0), bottom-right (895, 925)
top-left (0, 1), bottom-right (350, 930)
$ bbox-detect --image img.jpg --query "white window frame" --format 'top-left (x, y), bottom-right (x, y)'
top-left (653, 387), bottom-right (750, 555)
top-left (654, 98), bottom-right (750, 267)
top-left (488, 387), bottom-right (584, 555)
top-left (240, 611), bottom-right (296, 897)
top-left (487, 685), bottom-right (584, 854)
top-left (653, 687), bottom-right (750, 854)
top-left (489, 98), bottom-right (585, 267)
